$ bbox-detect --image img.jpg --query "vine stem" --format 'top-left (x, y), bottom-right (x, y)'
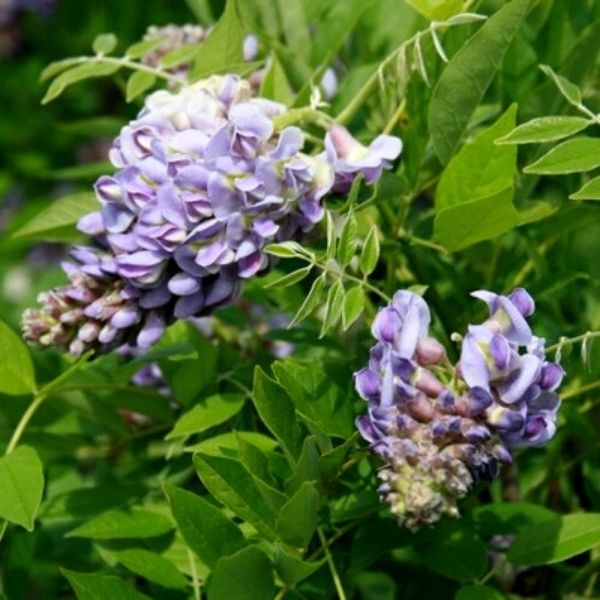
top-left (4, 392), bottom-right (47, 456)
top-left (562, 379), bottom-right (600, 401)
top-left (312, 259), bottom-right (391, 302)
top-left (317, 527), bottom-right (347, 600)
top-left (546, 331), bottom-right (600, 354)
top-left (54, 55), bottom-right (186, 85)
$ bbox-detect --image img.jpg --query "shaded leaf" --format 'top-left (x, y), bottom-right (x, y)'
top-left (62, 569), bottom-right (150, 600)
top-left (194, 453), bottom-right (279, 540)
top-left (276, 481), bottom-right (319, 550)
top-left (112, 549), bottom-right (188, 590)
top-left (66, 508), bottom-right (172, 539)
top-left (166, 394), bottom-right (245, 440)
top-left (289, 274), bottom-right (326, 327)
top-left (207, 546), bottom-right (276, 600)
top-left (320, 280), bottom-right (344, 337)
top-left (429, 0), bottom-right (530, 163)
top-left (252, 367), bottom-right (303, 461)
top-left (164, 483), bottom-right (247, 569)
top-left (264, 266), bottom-right (313, 289)
top-left (0, 320), bottom-right (35, 395)
top-left (524, 137), bottom-right (600, 174)
top-left (0, 446), bottom-right (44, 531)
top-left (508, 513), bottom-right (600, 566)
top-left (13, 192), bottom-right (99, 239)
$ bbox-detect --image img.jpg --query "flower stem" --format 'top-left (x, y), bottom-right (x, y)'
top-left (317, 527), bottom-right (347, 600)
top-left (4, 392), bottom-right (47, 456)
top-left (562, 379), bottom-right (600, 401)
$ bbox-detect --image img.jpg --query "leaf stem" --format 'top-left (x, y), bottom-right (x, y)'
top-left (317, 527), bottom-right (347, 600)
top-left (562, 379), bottom-right (600, 401)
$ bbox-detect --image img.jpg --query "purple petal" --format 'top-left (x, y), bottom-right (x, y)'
top-left (137, 312), bottom-right (165, 348)
top-left (168, 272), bottom-right (201, 296)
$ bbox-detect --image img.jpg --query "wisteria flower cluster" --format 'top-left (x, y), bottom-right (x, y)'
top-left (354, 288), bottom-right (564, 530)
top-left (23, 74), bottom-right (401, 355)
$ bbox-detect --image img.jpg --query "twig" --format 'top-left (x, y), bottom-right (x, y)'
top-left (317, 527), bottom-right (347, 600)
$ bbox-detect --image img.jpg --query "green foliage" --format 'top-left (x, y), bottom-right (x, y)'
top-left (0, 320), bottom-right (35, 395)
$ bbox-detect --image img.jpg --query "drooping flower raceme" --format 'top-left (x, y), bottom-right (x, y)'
top-left (23, 75), bottom-right (402, 355)
top-left (354, 288), bottom-right (563, 530)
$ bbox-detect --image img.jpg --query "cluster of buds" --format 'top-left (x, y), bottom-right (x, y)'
top-left (23, 74), bottom-right (401, 354)
top-left (354, 288), bottom-right (564, 530)
top-left (141, 24), bottom-right (259, 81)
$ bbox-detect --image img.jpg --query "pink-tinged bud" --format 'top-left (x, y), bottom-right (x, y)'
top-left (407, 393), bottom-right (435, 422)
top-left (414, 368), bottom-right (445, 398)
top-left (415, 336), bottom-right (446, 366)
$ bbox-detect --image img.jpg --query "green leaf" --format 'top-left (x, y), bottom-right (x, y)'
top-left (429, 0), bottom-right (530, 163)
top-left (166, 394), bottom-right (245, 440)
top-left (252, 367), bottom-right (302, 461)
top-left (289, 274), bottom-right (326, 327)
top-left (273, 360), bottom-right (356, 439)
top-left (264, 241), bottom-right (312, 259)
top-left (112, 549), bottom-right (188, 590)
top-left (416, 524), bottom-right (488, 582)
top-left (264, 266), bottom-right (313, 289)
top-left (92, 33), bottom-right (118, 55)
top-left (190, 0), bottom-right (245, 80)
top-left (259, 55), bottom-right (295, 104)
top-left (539, 64), bottom-right (582, 106)
top-left (471, 502), bottom-right (557, 536)
top-left (285, 436), bottom-right (321, 495)
top-left (456, 585), bottom-right (505, 600)
top-left (570, 176), bottom-right (600, 200)
top-left (12, 192), bottom-right (99, 239)
top-left (342, 286), bottom-right (365, 330)
top-left (276, 481), bottom-right (319, 550)
top-left (338, 214), bottom-right (358, 266)
top-left (66, 508), bottom-right (172, 539)
top-left (435, 187), bottom-right (518, 251)
top-left (273, 544), bottom-right (325, 586)
top-left (194, 453), bottom-right (280, 540)
top-left (0, 446), bottom-right (44, 530)
top-left (359, 229), bottom-right (380, 276)
top-left (320, 280), bottom-right (344, 337)
top-left (42, 62), bottom-right (120, 104)
top-left (0, 320), bottom-right (35, 395)
top-left (524, 137), bottom-right (600, 174)
top-left (496, 116), bottom-right (590, 144)
top-left (125, 71), bottom-right (156, 102)
top-left (276, 0), bottom-right (311, 59)
top-left (406, 0), bottom-right (463, 20)
top-left (207, 546), bottom-right (276, 600)
top-left (125, 38), bottom-right (164, 59)
top-left (517, 199), bottom-right (560, 225)
top-left (164, 484), bottom-right (247, 569)
top-left (436, 105), bottom-right (518, 211)
top-left (508, 513), bottom-right (600, 566)
top-left (185, 432), bottom-right (278, 456)
top-left (62, 569), bottom-right (151, 600)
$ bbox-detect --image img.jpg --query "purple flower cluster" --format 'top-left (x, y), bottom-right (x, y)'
top-left (23, 75), bottom-right (401, 355)
top-left (354, 288), bottom-right (563, 530)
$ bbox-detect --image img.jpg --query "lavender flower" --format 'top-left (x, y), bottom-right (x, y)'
top-left (354, 288), bottom-right (563, 530)
top-left (24, 75), bottom-right (401, 355)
